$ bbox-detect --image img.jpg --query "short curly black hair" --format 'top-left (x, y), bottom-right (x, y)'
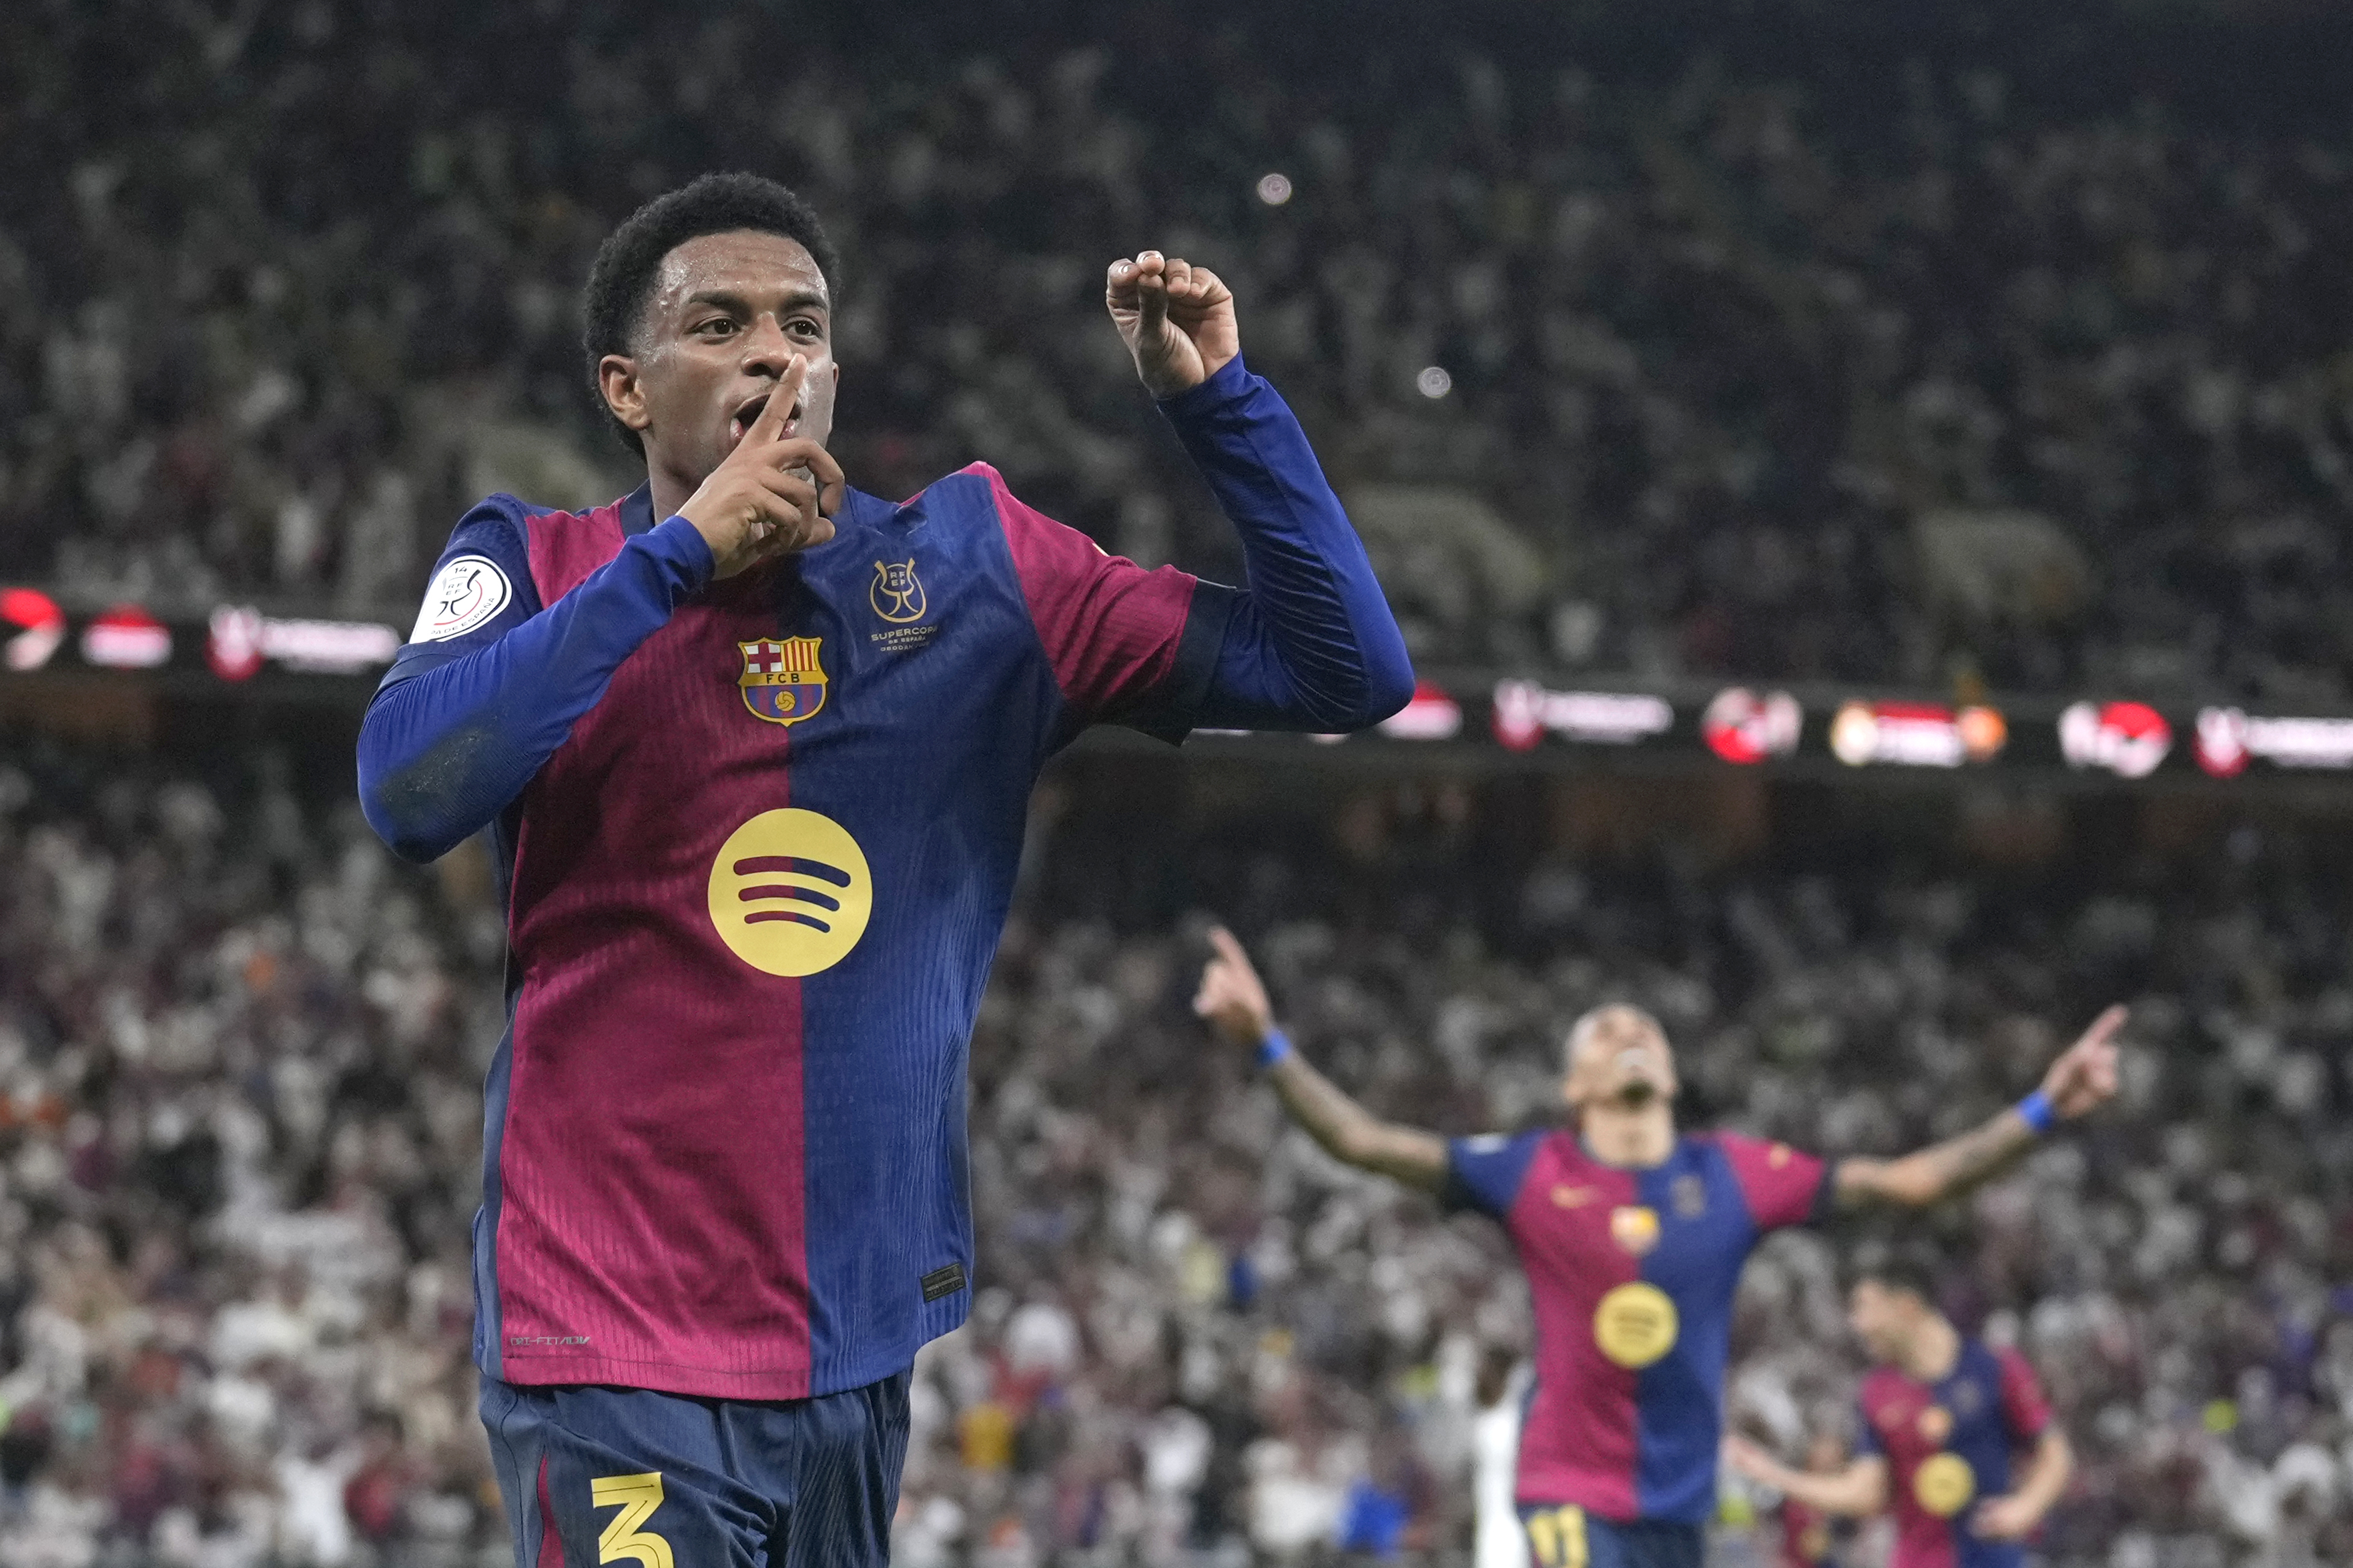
top-left (581, 172), bottom-right (842, 454)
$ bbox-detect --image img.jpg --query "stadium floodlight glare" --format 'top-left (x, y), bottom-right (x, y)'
top-left (1416, 366), bottom-right (1452, 398)
top-left (1255, 172), bottom-right (1293, 205)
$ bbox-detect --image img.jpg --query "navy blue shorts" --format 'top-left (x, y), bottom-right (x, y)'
top-left (1519, 1505), bottom-right (1706, 1568)
top-left (480, 1373), bottom-right (912, 1568)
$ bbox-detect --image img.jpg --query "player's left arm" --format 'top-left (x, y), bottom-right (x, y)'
top-left (1105, 250), bottom-right (1413, 733)
top-left (1975, 1346), bottom-right (2070, 1540)
top-left (1832, 1006), bottom-right (2126, 1210)
top-left (1975, 1429), bottom-right (2072, 1541)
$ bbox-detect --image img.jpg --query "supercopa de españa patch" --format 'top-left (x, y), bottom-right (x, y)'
top-left (869, 557), bottom-right (938, 653)
top-left (413, 555), bottom-right (511, 642)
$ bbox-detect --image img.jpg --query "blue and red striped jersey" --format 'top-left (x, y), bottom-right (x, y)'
top-left (1447, 1129), bottom-right (1831, 1523)
top-left (360, 358), bottom-right (1411, 1403)
top-left (1856, 1340), bottom-right (2053, 1568)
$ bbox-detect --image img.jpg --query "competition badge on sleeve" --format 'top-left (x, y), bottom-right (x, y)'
top-left (412, 555), bottom-right (511, 643)
top-left (737, 637), bottom-right (829, 727)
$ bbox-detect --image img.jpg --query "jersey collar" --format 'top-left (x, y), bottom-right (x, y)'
top-left (621, 483), bottom-right (656, 537)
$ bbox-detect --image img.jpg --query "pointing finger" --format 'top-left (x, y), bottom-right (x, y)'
top-left (2081, 1004), bottom-right (2129, 1050)
top-left (1207, 925), bottom-right (1251, 971)
top-left (755, 356), bottom-right (807, 444)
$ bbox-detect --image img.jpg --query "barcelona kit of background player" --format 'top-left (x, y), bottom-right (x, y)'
top-left (1192, 931), bottom-right (2121, 1568)
top-left (356, 173), bottom-right (1413, 1567)
top-left (1727, 1256), bottom-right (2072, 1568)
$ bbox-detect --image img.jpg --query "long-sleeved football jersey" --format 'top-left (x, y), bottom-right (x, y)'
top-left (358, 357), bottom-right (1410, 1400)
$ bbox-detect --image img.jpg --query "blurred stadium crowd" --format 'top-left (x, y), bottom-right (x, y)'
top-left (6, 3), bottom-right (2353, 697)
top-left (1, 747), bottom-right (2349, 1567)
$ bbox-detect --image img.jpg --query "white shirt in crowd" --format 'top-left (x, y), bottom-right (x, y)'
top-left (1473, 1364), bottom-right (1531, 1568)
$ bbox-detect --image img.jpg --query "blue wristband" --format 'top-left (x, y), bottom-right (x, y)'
top-left (1257, 1030), bottom-right (1293, 1070)
top-left (2015, 1089), bottom-right (2055, 1134)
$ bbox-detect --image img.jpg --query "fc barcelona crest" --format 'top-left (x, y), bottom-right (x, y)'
top-left (737, 636), bottom-right (828, 727)
top-left (1609, 1205), bottom-right (1661, 1257)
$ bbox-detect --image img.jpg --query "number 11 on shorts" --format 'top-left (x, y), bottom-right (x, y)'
top-left (591, 1473), bottom-right (675, 1568)
top-left (1524, 1505), bottom-right (1589, 1568)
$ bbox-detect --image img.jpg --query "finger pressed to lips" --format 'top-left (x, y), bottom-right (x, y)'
top-left (725, 356), bottom-right (809, 448)
top-left (728, 392), bottom-right (804, 448)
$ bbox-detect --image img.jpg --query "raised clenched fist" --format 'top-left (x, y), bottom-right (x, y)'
top-left (1106, 251), bottom-right (1240, 400)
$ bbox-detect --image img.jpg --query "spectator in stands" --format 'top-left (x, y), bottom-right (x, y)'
top-left (8, 4), bottom-right (2353, 699)
top-left (14, 741), bottom-right (2352, 1560)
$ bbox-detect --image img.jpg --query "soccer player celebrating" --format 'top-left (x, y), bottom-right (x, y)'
top-left (1724, 1252), bottom-right (2071, 1568)
top-left (356, 173), bottom-right (1411, 1567)
top-left (1191, 929), bottom-right (2121, 1568)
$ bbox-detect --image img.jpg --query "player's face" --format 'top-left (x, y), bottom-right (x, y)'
top-left (1561, 1005), bottom-right (1678, 1112)
top-left (621, 230), bottom-right (839, 485)
top-left (1846, 1280), bottom-right (1912, 1362)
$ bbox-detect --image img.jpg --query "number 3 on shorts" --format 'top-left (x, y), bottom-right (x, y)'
top-left (591, 1473), bottom-right (675, 1568)
top-left (1524, 1504), bottom-right (1589, 1568)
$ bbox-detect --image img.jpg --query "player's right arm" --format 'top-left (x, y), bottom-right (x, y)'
top-left (358, 366), bottom-right (839, 863)
top-left (1193, 927), bottom-right (1447, 1191)
top-left (1831, 1005), bottom-right (2126, 1210)
top-left (1723, 1437), bottom-right (1889, 1519)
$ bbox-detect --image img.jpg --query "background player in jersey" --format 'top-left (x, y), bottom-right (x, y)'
top-left (1191, 929), bottom-right (2121, 1568)
top-left (356, 173), bottom-right (1411, 1567)
top-left (1724, 1252), bottom-right (2072, 1568)
top-left (1758, 1435), bottom-right (1847, 1568)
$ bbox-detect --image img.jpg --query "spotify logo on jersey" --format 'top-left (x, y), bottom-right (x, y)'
top-left (707, 809), bottom-right (874, 976)
top-left (1913, 1453), bottom-right (1977, 1518)
top-left (1592, 1282), bottom-right (1679, 1369)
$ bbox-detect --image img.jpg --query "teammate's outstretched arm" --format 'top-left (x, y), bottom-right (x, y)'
top-left (1193, 927), bottom-right (1447, 1190)
top-left (1722, 1437), bottom-right (1888, 1518)
top-left (1104, 253), bottom-right (1413, 733)
top-left (1832, 1006), bottom-right (2127, 1209)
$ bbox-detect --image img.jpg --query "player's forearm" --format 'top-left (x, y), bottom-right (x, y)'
top-left (1160, 358), bottom-right (1412, 732)
top-left (1754, 1460), bottom-right (1888, 1519)
top-left (1265, 1052), bottom-right (1447, 1191)
top-left (1835, 1106), bottom-right (2037, 1210)
top-left (359, 518), bottom-right (713, 861)
top-left (2013, 1431), bottom-right (2072, 1519)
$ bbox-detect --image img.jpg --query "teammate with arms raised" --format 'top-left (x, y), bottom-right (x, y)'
top-left (1726, 1252), bottom-right (2072, 1568)
top-left (1192, 929), bottom-right (2121, 1568)
top-left (356, 174), bottom-right (1411, 1567)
